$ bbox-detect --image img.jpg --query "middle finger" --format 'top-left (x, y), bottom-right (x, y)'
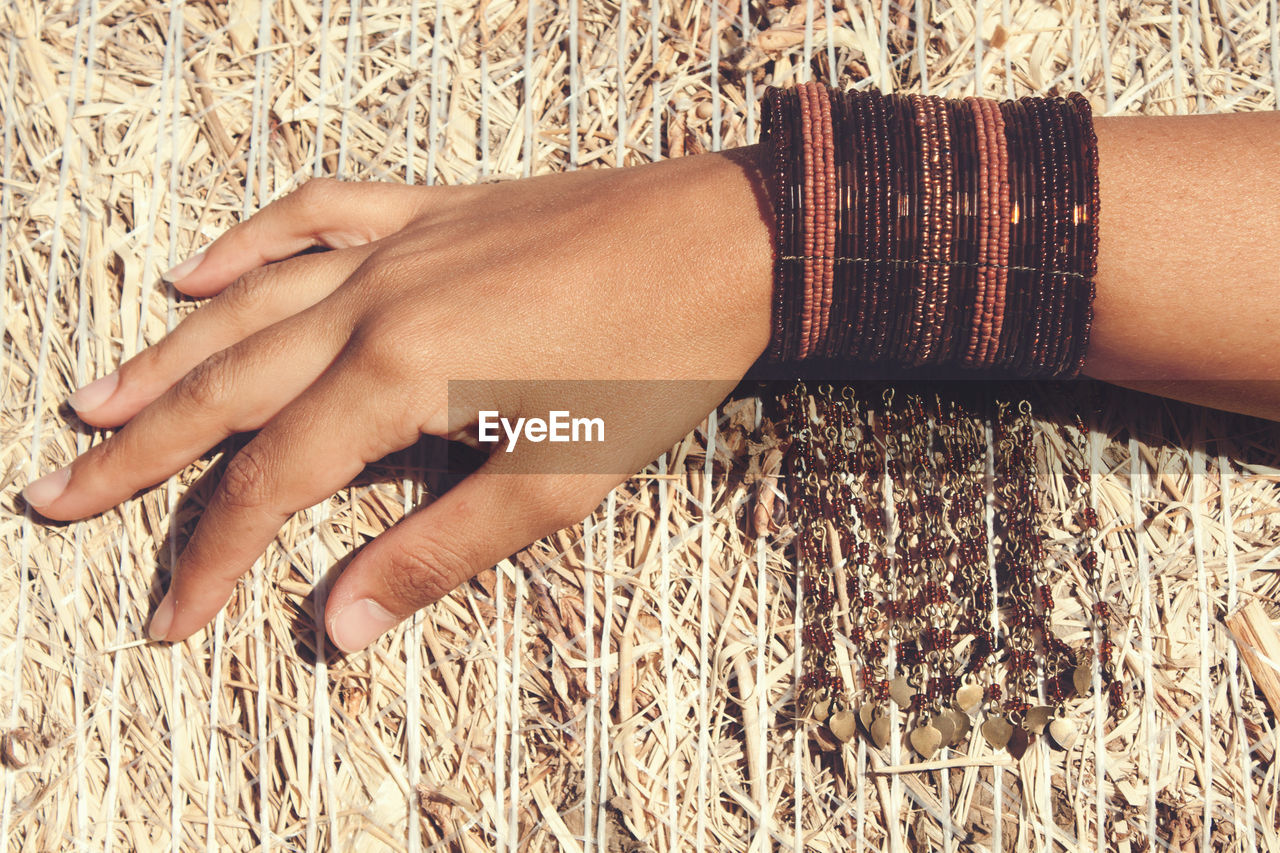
top-left (27, 300), bottom-right (353, 522)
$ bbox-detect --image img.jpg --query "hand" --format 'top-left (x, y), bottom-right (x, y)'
top-left (22, 146), bottom-right (776, 653)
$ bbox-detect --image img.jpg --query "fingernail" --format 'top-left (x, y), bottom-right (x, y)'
top-left (67, 371), bottom-right (119, 413)
top-left (149, 593), bottom-right (175, 641)
top-left (161, 250), bottom-right (206, 284)
top-left (23, 467), bottom-right (70, 508)
top-left (328, 598), bottom-right (398, 653)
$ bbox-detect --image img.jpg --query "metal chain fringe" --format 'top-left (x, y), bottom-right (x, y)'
top-left (778, 380), bottom-right (1123, 757)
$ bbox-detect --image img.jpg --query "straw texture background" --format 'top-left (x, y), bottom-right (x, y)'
top-left (3, 0), bottom-right (1280, 850)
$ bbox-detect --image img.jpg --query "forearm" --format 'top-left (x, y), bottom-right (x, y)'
top-left (1086, 110), bottom-right (1280, 419)
top-left (725, 107), bottom-right (1280, 420)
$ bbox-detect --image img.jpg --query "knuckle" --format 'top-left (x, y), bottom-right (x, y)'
top-left (410, 183), bottom-right (468, 220)
top-left (346, 318), bottom-right (412, 378)
top-left (294, 176), bottom-right (342, 207)
top-left (217, 267), bottom-right (274, 318)
top-left (358, 246), bottom-right (427, 294)
top-left (172, 348), bottom-right (237, 411)
top-left (276, 178), bottom-right (344, 238)
top-left (116, 342), bottom-right (163, 387)
top-left (342, 308), bottom-right (449, 385)
top-left (418, 398), bottom-right (451, 437)
top-left (216, 445), bottom-right (273, 512)
top-left (383, 537), bottom-right (472, 607)
top-left (81, 429), bottom-right (129, 480)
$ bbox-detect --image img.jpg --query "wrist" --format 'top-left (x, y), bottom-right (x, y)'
top-left (711, 143), bottom-right (778, 365)
top-left (580, 142), bottom-right (776, 379)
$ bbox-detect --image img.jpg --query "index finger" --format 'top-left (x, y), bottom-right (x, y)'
top-left (164, 178), bottom-right (429, 297)
top-left (148, 349), bottom-right (421, 643)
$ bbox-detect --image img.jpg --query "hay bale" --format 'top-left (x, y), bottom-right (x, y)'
top-left (2, 0), bottom-right (1278, 849)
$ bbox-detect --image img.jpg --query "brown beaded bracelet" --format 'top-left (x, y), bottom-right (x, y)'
top-left (872, 93), bottom-right (898, 364)
top-left (1045, 96), bottom-right (1075, 375)
top-left (848, 93), bottom-right (872, 361)
top-left (758, 84), bottom-right (1102, 380)
top-left (996, 97), bottom-right (1031, 373)
top-left (942, 97), bottom-right (973, 366)
top-left (761, 88), bottom-right (791, 363)
top-left (828, 90), bottom-right (855, 360)
top-left (935, 97), bottom-right (959, 364)
top-left (987, 97), bottom-right (1012, 368)
top-left (962, 96), bottom-right (991, 365)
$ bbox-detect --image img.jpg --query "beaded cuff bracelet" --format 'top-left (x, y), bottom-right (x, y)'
top-left (759, 83), bottom-right (1100, 379)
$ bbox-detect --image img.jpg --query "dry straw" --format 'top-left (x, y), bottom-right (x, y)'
top-left (2, 0), bottom-right (1279, 850)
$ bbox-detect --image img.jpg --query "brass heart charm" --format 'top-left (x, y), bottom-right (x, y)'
top-left (858, 701), bottom-right (877, 733)
top-left (931, 712), bottom-right (957, 748)
top-left (955, 683), bottom-right (983, 714)
top-left (1024, 705), bottom-right (1052, 735)
top-left (1007, 724), bottom-right (1032, 760)
top-left (870, 716), bottom-right (892, 749)
top-left (810, 697), bottom-right (832, 724)
top-left (981, 715), bottom-right (1013, 750)
top-left (1048, 718), bottom-right (1079, 751)
top-left (813, 725), bottom-right (842, 753)
top-left (943, 708), bottom-right (971, 745)
top-left (1073, 663), bottom-right (1093, 697)
top-left (910, 724), bottom-right (942, 760)
top-left (890, 676), bottom-right (915, 707)
top-left (828, 709), bottom-right (857, 744)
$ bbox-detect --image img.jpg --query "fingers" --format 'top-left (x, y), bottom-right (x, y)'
top-left (324, 458), bottom-right (614, 654)
top-left (147, 344), bottom-right (426, 643)
top-left (24, 304), bottom-right (351, 522)
top-left (73, 247), bottom-right (374, 427)
top-left (163, 178), bottom-right (429, 298)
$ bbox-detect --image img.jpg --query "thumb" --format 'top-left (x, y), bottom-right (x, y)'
top-left (324, 455), bottom-right (613, 654)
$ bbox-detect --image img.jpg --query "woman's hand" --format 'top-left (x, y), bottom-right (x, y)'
top-left (22, 146), bottom-right (776, 652)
